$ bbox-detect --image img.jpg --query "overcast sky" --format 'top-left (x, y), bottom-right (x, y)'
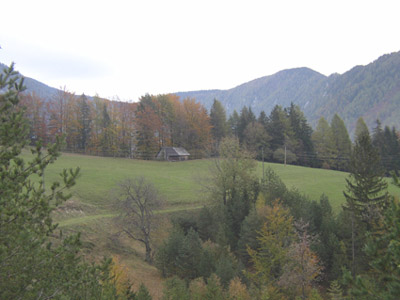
top-left (1, 0), bottom-right (400, 102)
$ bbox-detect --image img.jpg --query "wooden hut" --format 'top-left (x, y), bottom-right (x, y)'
top-left (156, 147), bottom-right (190, 161)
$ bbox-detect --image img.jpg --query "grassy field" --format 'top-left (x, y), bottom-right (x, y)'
top-left (35, 152), bottom-right (398, 212)
top-left (25, 151), bottom-right (399, 298)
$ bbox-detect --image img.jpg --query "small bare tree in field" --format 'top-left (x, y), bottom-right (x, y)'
top-left (115, 177), bottom-right (163, 263)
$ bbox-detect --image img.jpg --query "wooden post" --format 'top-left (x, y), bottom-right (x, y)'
top-left (284, 144), bottom-right (287, 167)
top-left (262, 147), bottom-right (265, 181)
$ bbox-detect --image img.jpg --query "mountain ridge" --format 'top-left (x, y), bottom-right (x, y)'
top-left (176, 51), bottom-right (400, 136)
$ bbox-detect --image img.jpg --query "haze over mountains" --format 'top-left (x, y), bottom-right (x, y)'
top-left (2, 50), bottom-right (400, 136)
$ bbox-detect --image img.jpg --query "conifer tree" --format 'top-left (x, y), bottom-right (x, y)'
top-left (210, 99), bottom-right (228, 150)
top-left (331, 114), bottom-right (352, 170)
top-left (354, 117), bottom-right (369, 140)
top-left (343, 129), bottom-right (389, 278)
top-left (77, 93), bottom-right (92, 151)
top-left (228, 110), bottom-right (240, 138)
top-left (312, 117), bottom-right (337, 168)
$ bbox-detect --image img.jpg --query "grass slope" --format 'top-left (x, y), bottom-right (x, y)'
top-left (31, 152), bottom-right (398, 299)
top-left (33, 151), bottom-right (399, 217)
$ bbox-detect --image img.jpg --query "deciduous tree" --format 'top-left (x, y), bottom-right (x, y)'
top-left (115, 177), bottom-right (164, 263)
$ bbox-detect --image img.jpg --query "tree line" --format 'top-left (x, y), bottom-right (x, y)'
top-left (20, 89), bottom-right (400, 173)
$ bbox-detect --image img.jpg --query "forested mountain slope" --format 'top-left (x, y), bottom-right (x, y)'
top-left (177, 51), bottom-right (400, 137)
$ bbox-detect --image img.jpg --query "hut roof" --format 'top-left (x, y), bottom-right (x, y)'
top-left (164, 147), bottom-right (190, 156)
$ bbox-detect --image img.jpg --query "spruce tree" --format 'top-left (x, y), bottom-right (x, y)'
top-left (331, 114), bottom-right (352, 170)
top-left (210, 99), bottom-right (228, 152)
top-left (354, 117), bottom-right (369, 140)
top-left (228, 110), bottom-right (240, 138)
top-left (77, 93), bottom-right (91, 152)
top-left (343, 129), bottom-right (388, 278)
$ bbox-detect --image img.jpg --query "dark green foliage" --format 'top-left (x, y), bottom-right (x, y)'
top-left (344, 130), bottom-right (389, 227)
top-left (205, 274), bottom-right (225, 300)
top-left (238, 106), bottom-right (256, 143)
top-left (312, 117), bottom-right (337, 169)
top-left (354, 117), bottom-right (369, 141)
top-left (162, 277), bottom-right (190, 300)
top-left (257, 110), bottom-right (269, 129)
top-left (210, 99), bottom-right (228, 151)
top-left (260, 167), bottom-right (287, 203)
top-left (343, 129), bottom-right (389, 279)
top-left (0, 63), bottom-right (129, 299)
top-left (327, 280), bottom-right (345, 300)
top-left (172, 212), bottom-right (199, 235)
top-left (373, 120), bottom-right (400, 174)
top-left (242, 121), bottom-right (270, 160)
top-left (312, 195), bottom-right (344, 281)
top-left (210, 137), bottom-right (259, 250)
top-left (197, 206), bottom-right (217, 241)
top-left (286, 103), bottom-right (316, 166)
top-left (156, 228), bottom-right (215, 280)
top-left (228, 110), bottom-right (240, 138)
top-left (267, 105), bottom-right (289, 152)
top-left (346, 197), bottom-right (400, 299)
top-left (237, 208), bottom-right (263, 265)
top-left (331, 114), bottom-right (352, 170)
top-left (136, 283), bottom-right (153, 300)
top-left (214, 252), bottom-right (242, 288)
top-left (77, 93), bottom-right (91, 151)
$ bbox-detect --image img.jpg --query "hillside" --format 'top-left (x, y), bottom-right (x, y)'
top-left (177, 51), bottom-right (400, 136)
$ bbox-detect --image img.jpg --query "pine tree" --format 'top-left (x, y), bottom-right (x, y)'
top-left (77, 93), bottom-right (92, 152)
top-left (228, 110), bottom-right (240, 138)
top-left (343, 129), bottom-right (389, 278)
top-left (268, 105), bottom-right (289, 152)
top-left (348, 196), bottom-right (400, 299)
top-left (287, 103), bottom-right (315, 167)
top-left (331, 114), bottom-right (352, 170)
top-left (210, 98), bottom-right (228, 151)
top-left (354, 117), bottom-right (369, 140)
top-left (238, 106), bottom-right (256, 143)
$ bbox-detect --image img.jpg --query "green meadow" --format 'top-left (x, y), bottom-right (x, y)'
top-left (26, 151), bottom-right (399, 221)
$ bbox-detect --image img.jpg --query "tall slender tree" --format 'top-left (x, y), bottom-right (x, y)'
top-left (77, 93), bottom-right (92, 152)
top-left (331, 114), bottom-right (352, 170)
top-left (210, 99), bottom-right (228, 152)
top-left (312, 117), bottom-right (337, 168)
top-left (343, 129), bottom-right (389, 278)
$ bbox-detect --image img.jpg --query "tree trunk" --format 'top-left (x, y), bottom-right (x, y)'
top-left (145, 239), bottom-right (152, 263)
top-left (351, 212), bottom-right (356, 279)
